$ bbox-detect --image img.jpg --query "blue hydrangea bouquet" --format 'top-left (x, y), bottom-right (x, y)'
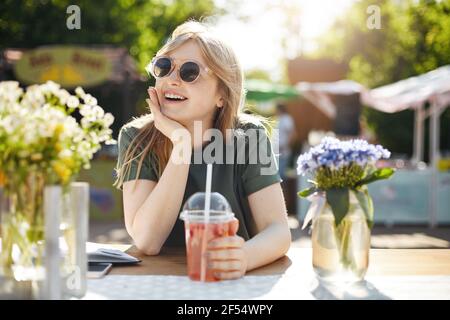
top-left (297, 137), bottom-right (395, 281)
top-left (297, 137), bottom-right (395, 229)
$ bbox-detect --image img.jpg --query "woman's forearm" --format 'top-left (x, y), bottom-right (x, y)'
top-left (131, 144), bottom-right (192, 254)
top-left (242, 222), bottom-right (291, 271)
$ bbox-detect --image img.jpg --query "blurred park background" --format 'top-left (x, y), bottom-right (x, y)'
top-left (1, 0), bottom-right (449, 248)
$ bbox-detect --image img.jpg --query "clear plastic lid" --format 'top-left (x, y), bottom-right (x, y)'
top-left (179, 192), bottom-right (234, 223)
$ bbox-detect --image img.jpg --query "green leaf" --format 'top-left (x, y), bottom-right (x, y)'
top-left (355, 168), bottom-right (395, 187)
top-left (354, 188), bottom-right (374, 229)
top-left (326, 188), bottom-right (349, 226)
top-left (298, 186), bottom-right (317, 198)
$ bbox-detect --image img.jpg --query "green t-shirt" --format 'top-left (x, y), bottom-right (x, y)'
top-left (116, 116), bottom-right (282, 247)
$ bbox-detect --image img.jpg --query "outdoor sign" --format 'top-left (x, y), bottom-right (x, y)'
top-left (14, 46), bottom-right (112, 88)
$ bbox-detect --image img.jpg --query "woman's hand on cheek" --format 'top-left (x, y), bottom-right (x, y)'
top-left (146, 87), bottom-right (190, 146)
top-left (206, 235), bottom-right (248, 280)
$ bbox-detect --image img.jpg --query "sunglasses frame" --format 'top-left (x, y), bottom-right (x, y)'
top-left (146, 56), bottom-right (213, 83)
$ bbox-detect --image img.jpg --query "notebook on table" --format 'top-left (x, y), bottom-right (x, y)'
top-left (88, 248), bottom-right (141, 265)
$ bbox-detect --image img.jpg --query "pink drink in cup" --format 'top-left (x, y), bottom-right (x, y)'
top-left (180, 193), bottom-right (238, 282)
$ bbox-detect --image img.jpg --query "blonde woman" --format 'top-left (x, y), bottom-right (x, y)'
top-left (114, 21), bottom-right (291, 280)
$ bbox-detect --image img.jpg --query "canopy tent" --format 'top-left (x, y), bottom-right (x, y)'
top-left (360, 66), bottom-right (450, 168)
top-left (295, 80), bottom-right (364, 118)
top-left (245, 79), bottom-right (300, 102)
top-left (360, 66), bottom-right (450, 113)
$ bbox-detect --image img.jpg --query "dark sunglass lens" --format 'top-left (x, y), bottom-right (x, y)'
top-left (153, 58), bottom-right (172, 77)
top-left (180, 62), bottom-right (200, 82)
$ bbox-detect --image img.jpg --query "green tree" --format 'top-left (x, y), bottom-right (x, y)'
top-left (315, 0), bottom-right (450, 160)
top-left (0, 0), bottom-right (217, 71)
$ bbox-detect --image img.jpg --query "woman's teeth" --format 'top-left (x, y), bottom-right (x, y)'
top-left (165, 93), bottom-right (187, 101)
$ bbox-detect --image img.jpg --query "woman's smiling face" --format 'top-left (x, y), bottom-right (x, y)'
top-left (154, 40), bottom-right (223, 128)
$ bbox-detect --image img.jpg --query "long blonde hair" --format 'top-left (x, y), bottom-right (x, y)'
top-left (114, 20), bottom-right (263, 190)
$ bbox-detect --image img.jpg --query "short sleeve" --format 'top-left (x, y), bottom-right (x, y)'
top-left (115, 126), bottom-right (158, 190)
top-left (240, 125), bottom-right (282, 196)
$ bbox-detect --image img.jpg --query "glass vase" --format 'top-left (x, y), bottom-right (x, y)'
top-left (0, 172), bottom-right (47, 284)
top-left (0, 177), bottom-right (88, 299)
top-left (60, 182), bottom-right (89, 299)
top-left (311, 191), bottom-right (371, 284)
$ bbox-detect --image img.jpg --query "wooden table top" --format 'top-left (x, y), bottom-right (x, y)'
top-left (110, 246), bottom-right (450, 277)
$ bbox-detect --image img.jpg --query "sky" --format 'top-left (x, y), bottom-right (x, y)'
top-left (212, 0), bottom-right (356, 81)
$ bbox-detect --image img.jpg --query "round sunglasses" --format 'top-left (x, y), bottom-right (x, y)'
top-left (146, 56), bottom-right (212, 83)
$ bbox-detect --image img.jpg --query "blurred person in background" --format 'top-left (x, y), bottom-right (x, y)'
top-left (273, 103), bottom-right (296, 180)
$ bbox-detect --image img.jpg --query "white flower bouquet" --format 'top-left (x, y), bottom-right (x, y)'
top-left (0, 80), bottom-right (115, 279)
top-left (0, 81), bottom-right (115, 187)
